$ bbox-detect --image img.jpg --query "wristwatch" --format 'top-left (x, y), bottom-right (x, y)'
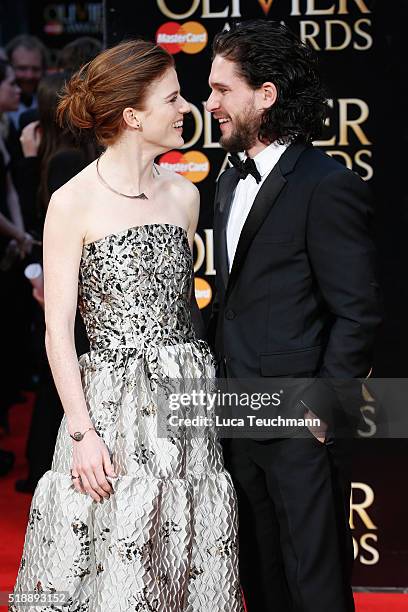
top-left (69, 427), bottom-right (96, 442)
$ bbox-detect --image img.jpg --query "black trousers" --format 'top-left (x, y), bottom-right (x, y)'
top-left (223, 433), bottom-right (355, 612)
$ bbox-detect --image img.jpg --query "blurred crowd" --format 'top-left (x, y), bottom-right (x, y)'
top-left (0, 34), bottom-right (102, 489)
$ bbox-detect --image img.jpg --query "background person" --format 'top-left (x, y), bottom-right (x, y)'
top-left (5, 34), bottom-right (47, 131)
top-left (0, 58), bottom-right (35, 436)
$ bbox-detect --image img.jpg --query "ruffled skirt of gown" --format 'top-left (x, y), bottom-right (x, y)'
top-left (10, 340), bottom-right (243, 612)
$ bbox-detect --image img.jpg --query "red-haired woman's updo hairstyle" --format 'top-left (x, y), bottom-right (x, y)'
top-left (57, 39), bottom-right (174, 146)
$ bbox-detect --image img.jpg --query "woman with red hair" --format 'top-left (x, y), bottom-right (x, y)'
top-left (11, 40), bottom-right (242, 611)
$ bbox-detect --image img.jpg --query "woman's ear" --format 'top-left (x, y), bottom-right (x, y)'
top-left (123, 107), bottom-right (142, 129)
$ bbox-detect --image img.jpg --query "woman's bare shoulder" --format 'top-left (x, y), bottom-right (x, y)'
top-left (157, 167), bottom-right (200, 228)
top-left (47, 160), bottom-right (98, 232)
top-left (52, 159), bottom-right (97, 199)
top-left (157, 164), bottom-right (199, 196)
top-left (157, 165), bottom-right (199, 211)
top-left (49, 160), bottom-right (97, 213)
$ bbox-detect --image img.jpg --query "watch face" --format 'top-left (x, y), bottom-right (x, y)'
top-left (73, 432), bottom-right (83, 441)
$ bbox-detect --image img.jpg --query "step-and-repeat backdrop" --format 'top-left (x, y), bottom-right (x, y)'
top-left (30, 0), bottom-right (407, 588)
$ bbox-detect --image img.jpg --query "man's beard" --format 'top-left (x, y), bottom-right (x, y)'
top-left (220, 108), bottom-right (261, 153)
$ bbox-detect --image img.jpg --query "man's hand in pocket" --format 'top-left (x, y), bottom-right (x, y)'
top-left (304, 408), bottom-right (327, 443)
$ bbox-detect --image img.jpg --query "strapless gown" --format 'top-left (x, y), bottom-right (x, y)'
top-left (11, 223), bottom-right (243, 612)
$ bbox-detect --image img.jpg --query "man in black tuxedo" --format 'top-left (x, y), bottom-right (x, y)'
top-left (206, 21), bottom-right (382, 612)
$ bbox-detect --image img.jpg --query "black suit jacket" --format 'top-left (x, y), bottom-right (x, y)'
top-left (209, 143), bottom-right (382, 428)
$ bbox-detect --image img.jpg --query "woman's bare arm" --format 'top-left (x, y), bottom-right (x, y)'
top-left (43, 191), bottom-right (91, 432)
top-left (43, 190), bottom-right (115, 502)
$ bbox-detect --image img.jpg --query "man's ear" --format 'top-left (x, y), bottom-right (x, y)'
top-left (259, 82), bottom-right (278, 110)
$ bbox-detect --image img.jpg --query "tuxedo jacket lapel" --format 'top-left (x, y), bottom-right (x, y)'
top-left (226, 142), bottom-right (307, 299)
top-left (216, 169), bottom-right (240, 290)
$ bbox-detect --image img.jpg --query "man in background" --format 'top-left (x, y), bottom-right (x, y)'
top-left (6, 34), bottom-right (47, 130)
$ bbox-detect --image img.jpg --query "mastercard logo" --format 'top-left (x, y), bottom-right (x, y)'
top-left (156, 21), bottom-right (208, 55)
top-left (194, 277), bottom-right (212, 310)
top-left (158, 151), bottom-right (210, 183)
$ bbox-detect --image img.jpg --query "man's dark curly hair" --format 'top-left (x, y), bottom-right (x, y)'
top-left (212, 20), bottom-right (328, 144)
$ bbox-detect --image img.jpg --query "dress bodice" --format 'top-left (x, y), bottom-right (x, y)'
top-left (78, 223), bottom-right (196, 351)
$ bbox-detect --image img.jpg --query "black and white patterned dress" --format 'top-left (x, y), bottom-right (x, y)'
top-left (11, 223), bottom-right (243, 612)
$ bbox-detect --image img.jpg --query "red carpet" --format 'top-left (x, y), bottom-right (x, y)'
top-left (1, 396), bottom-right (407, 611)
top-left (0, 396), bottom-right (34, 611)
top-left (354, 593), bottom-right (408, 611)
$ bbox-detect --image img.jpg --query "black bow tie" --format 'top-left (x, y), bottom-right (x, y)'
top-left (228, 153), bottom-right (262, 184)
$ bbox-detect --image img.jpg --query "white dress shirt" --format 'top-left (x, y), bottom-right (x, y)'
top-left (226, 141), bottom-right (289, 271)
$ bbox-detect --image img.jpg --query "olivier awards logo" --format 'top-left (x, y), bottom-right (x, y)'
top-left (279, 0), bottom-right (372, 52)
top-left (350, 482), bottom-right (379, 565)
top-left (156, 0), bottom-right (242, 19)
top-left (158, 151), bottom-right (210, 183)
top-left (156, 0), bottom-right (276, 19)
top-left (156, 21), bottom-right (208, 54)
top-left (315, 98), bottom-right (372, 180)
top-left (156, 1), bottom-right (372, 52)
top-left (194, 230), bottom-right (216, 277)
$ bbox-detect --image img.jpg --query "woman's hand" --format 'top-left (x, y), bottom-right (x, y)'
top-left (70, 430), bottom-right (116, 502)
top-left (32, 286), bottom-right (45, 309)
top-left (15, 231), bottom-right (35, 258)
top-left (304, 408), bottom-right (327, 444)
top-left (20, 121), bottom-right (41, 157)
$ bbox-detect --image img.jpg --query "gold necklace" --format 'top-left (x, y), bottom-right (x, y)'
top-left (96, 156), bottom-right (160, 200)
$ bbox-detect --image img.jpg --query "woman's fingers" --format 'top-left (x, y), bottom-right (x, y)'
top-left (32, 287), bottom-right (45, 308)
top-left (94, 464), bottom-right (114, 496)
top-left (72, 465), bottom-right (114, 501)
top-left (20, 121), bottom-right (41, 156)
top-left (77, 476), bottom-right (86, 495)
top-left (71, 471), bottom-right (85, 495)
top-left (72, 442), bottom-right (117, 501)
top-left (79, 470), bottom-right (101, 502)
top-left (34, 125), bottom-right (42, 146)
top-left (83, 467), bottom-right (110, 501)
top-left (102, 450), bottom-right (116, 483)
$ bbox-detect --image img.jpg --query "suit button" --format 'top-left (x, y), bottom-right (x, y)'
top-left (225, 309), bottom-right (236, 320)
